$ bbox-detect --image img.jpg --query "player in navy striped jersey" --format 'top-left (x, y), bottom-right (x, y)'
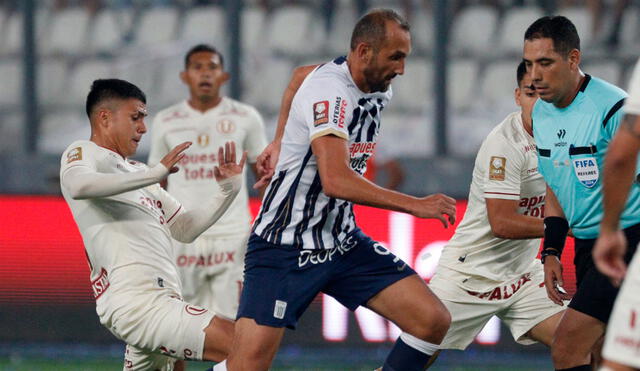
top-left (220, 9), bottom-right (456, 371)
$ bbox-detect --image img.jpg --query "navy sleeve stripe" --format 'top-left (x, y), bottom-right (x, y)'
top-left (603, 98), bottom-right (626, 128)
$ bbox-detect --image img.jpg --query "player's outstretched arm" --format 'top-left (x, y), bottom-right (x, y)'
top-left (312, 134), bottom-right (456, 228)
top-left (254, 64), bottom-right (319, 189)
top-left (169, 142), bottom-right (245, 243)
top-left (486, 198), bottom-right (543, 239)
top-left (62, 142), bottom-right (191, 200)
top-left (594, 114), bottom-right (640, 284)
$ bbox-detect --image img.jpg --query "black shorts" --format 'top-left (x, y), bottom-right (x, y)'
top-left (569, 223), bottom-right (640, 323)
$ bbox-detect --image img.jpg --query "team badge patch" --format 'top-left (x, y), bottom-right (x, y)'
top-left (572, 157), bottom-right (599, 188)
top-left (313, 101), bottom-right (329, 126)
top-left (66, 147), bottom-right (82, 163)
top-left (489, 156), bottom-right (506, 181)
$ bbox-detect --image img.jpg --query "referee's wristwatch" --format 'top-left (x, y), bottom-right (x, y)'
top-left (540, 248), bottom-right (561, 264)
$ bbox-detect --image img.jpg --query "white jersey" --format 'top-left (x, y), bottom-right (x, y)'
top-left (148, 97), bottom-right (267, 238)
top-left (438, 112), bottom-right (546, 292)
top-left (253, 56), bottom-right (392, 250)
top-left (60, 140), bottom-right (185, 317)
top-left (626, 58), bottom-right (640, 115)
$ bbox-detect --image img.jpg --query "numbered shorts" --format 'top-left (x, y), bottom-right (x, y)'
top-left (602, 247), bottom-right (640, 368)
top-left (237, 230), bottom-right (415, 329)
top-left (102, 291), bottom-right (215, 370)
top-left (174, 233), bottom-right (248, 320)
top-left (429, 266), bottom-right (565, 350)
top-left (570, 223), bottom-right (640, 323)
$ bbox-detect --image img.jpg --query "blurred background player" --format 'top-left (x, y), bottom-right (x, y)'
top-left (228, 9), bottom-right (457, 371)
top-left (425, 61), bottom-right (564, 367)
top-left (593, 57), bottom-right (640, 371)
top-left (147, 45), bottom-right (267, 365)
top-left (60, 78), bottom-right (245, 370)
top-left (523, 16), bottom-right (640, 371)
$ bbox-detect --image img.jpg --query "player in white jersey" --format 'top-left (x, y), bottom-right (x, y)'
top-left (224, 10), bottom-right (457, 371)
top-left (148, 45), bottom-right (267, 325)
top-left (594, 58), bottom-right (640, 371)
top-left (60, 79), bottom-right (246, 371)
top-left (425, 62), bottom-right (565, 363)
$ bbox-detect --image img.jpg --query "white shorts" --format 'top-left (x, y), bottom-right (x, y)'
top-left (602, 249), bottom-right (640, 368)
top-left (174, 233), bottom-right (248, 320)
top-left (104, 292), bottom-right (215, 370)
top-left (429, 266), bottom-right (565, 350)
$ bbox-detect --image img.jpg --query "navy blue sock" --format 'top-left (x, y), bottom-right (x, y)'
top-left (382, 337), bottom-right (431, 371)
top-left (555, 366), bottom-right (592, 371)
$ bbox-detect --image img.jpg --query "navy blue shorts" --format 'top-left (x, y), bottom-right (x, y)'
top-left (236, 229), bottom-right (416, 329)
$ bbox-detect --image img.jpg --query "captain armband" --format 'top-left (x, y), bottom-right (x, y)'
top-left (541, 216), bottom-right (569, 262)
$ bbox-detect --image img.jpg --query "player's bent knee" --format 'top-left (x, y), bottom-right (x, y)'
top-left (408, 306), bottom-right (451, 343)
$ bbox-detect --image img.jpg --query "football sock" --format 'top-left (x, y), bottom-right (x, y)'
top-left (555, 366), bottom-right (592, 371)
top-left (382, 332), bottom-right (438, 371)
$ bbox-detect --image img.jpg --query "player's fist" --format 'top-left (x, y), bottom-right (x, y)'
top-left (543, 257), bottom-right (571, 305)
top-left (214, 141), bottom-right (247, 181)
top-left (409, 193), bottom-right (457, 228)
top-left (160, 141), bottom-right (192, 174)
top-left (253, 140), bottom-right (281, 189)
top-left (593, 229), bottom-right (627, 287)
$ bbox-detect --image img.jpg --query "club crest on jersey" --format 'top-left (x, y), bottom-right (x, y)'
top-left (197, 133), bottom-right (209, 147)
top-left (313, 101), bottom-right (329, 126)
top-left (185, 304), bottom-right (208, 316)
top-left (572, 157), bottom-right (599, 188)
top-left (217, 119), bottom-right (235, 134)
top-left (489, 156), bottom-right (506, 181)
top-left (67, 147), bottom-right (82, 163)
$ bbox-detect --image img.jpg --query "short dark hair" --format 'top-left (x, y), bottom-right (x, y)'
top-left (350, 8), bottom-right (410, 52)
top-left (85, 79), bottom-right (146, 118)
top-left (524, 16), bottom-right (580, 57)
top-left (184, 44), bottom-right (224, 69)
top-left (517, 61), bottom-right (527, 87)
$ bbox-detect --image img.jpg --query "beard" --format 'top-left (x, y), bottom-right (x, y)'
top-left (363, 64), bottom-right (394, 93)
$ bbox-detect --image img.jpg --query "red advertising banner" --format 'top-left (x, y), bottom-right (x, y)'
top-left (0, 196), bottom-right (576, 344)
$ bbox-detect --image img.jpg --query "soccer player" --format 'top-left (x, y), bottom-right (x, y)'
top-left (523, 16), bottom-right (640, 371)
top-left (593, 58), bottom-right (640, 371)
top-left (424, 61), bottom-right (564, 363)
top-left (60, 79), bottom-right (246, 370)
top-left (224, 9), bottom-right (457, 371)
top-left (148, 44), bottom-right (267, 328)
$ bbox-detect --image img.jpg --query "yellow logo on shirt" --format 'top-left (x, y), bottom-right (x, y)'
top-left (67, 147), bottom-right (82, 163)
top-left (489, 156), bottom-right (506, 181)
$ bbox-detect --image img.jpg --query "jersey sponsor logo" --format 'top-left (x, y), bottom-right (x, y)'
top-left (332, 96), bottom-right (347, 128)
top-left (176, 252), bottom-right (235, 267)
top-left (179, 152), bottom-right (220, 181)
top-left (519, 195), bottom-right (545, 217)
top-left (313, 101), bottom-right (329, 126)
top-left (466, 273), bottom-right (532, 301)
top-left (185, 304), bottom-right (208, 316)
top-left (349, 142), bottom-right (377, 157)
top-left (489, 156), bottom-right (506, 181)
top-left (162, 110), bottom-right (189, 122)
top-left (90, 268), bottom-right (110, 299)
top-left (197, 133), bottom-right (210, 147)
top-left (572, 157), bottom-right (599, 188)
top-left (216, 119), bottom-right (235, 134)
top-left (66, 147), bottom-right (82, 163)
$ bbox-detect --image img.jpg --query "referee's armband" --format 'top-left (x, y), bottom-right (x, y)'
top-left (542, 216), bottom-right (569, 261)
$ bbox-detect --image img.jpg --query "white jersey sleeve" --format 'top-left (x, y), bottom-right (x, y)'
top-left (479, 133), bottom-right (524, 201)
top-left (293, 77), bottom-right (352, 142)
top-left (243, 107), bottom-right (268, 163)
top-left (60, 141), bottom-right (168, 200)
top-left (626, 58), bottom-right (640, 115)
top-left (148, 114), bottom-right (170, 167)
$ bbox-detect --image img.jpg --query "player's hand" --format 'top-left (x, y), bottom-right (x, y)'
top-left (253, 140), bottom-right (281, 189)
top-left (214, 141), bottom-right (247, 181)
top-left (410, 193), bottom-right (457, 228)
top-left (160, 141), bottom-right (192, 174)
top-left (593, 229), bottom-right (627, 287)
top-left (543, 256), bottom-right (571, 305)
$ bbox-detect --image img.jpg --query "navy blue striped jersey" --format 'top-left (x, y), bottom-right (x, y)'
top-left (253, 56), bottom-right (392, 249)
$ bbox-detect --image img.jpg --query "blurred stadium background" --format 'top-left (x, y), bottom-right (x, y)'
top-left (0, 0), bottom-right (638, 369)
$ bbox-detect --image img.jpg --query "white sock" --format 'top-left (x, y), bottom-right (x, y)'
top-left (213, 360), bottom-right (227, 371)
top-left (400, 332), bottom-right (439, 356)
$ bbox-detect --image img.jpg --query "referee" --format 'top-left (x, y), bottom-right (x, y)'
top-left (523, 16), bottom-right (640, 371)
